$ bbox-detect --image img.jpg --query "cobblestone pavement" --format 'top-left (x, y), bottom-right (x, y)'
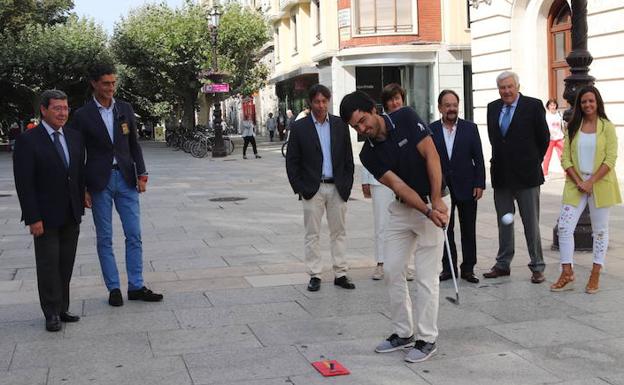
top-left (2, 139), bottom-right (624, 385)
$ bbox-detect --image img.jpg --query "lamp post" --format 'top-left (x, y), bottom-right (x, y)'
top-left (208, 3), bottom-right (227, 158)
top-left (552, 0), bottom-right (595, 251)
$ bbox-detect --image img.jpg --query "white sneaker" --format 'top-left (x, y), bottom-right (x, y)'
top-left (406, 268), bottom-right (415, 281)
top-left (372, 265), bottom-right (384, 280)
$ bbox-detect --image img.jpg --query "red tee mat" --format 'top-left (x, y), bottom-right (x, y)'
top-left (311, 360), bottom-right (350, 377)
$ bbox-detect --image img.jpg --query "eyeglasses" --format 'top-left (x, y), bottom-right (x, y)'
top-left (48, 106), bottom-right (70, 113)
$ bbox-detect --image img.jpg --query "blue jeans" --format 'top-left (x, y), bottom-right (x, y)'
top-left (91, 170), bottom-right (143, 291)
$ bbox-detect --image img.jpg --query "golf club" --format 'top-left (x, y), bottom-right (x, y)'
top-left (443, 227), bottom-right (460, 305)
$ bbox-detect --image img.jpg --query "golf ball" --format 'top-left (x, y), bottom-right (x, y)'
top-left (501, 213), bottom-right (514, 225)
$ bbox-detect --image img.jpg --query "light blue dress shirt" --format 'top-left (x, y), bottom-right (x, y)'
top-left (94, 97), bottom-right (118, 165)
top-left (498, 94), bottom-right (520, 128)
top-left (42, 120), bottom-right (69, 166)
top-left (312, 113), bottom-right (333, 179)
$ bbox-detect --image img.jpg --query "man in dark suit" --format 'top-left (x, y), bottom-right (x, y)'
top-left (431, 90), bottom-right (485, 284)
top-left (13, 90), bottom-right (84, 331)
top-left (484, 71), bottom-right (550, 283)
top-left (71, 63), bottom-right (163, 306)
top-left (286, 84), bottom-right (355, 292)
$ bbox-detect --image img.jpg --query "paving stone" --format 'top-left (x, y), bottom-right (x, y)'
top-left (175, 265), bottom-right (263, 280)
top-left (63, 310), bottom-right (179, 338)
top-left (150, 276), bottom-right (249, 293)
top-left (296, 291), bottom-right (389, 318)
top-left (409, 351), bottom-right (560, 385)
top-left (434, 326), bottom-right (523, 360)
top-left (0, 303), bottom-right (42, 323)
top-left (515, 338), bottom-right (624, 381)
top-left (487, 318), bottom-right (609, 349)
top-left (0, 368), bottom-right (48, 385)
top-left (435, 302), bottom-right (502, 330)
top-left (553, 288), bottom-right (624, 313)
top-left (184, 345), bottom-right (313, 384)
top-left (571, 310), bottom-right (624, 337)
top-left (290, 365), bottom-right (430, 385)
top-left (205, 286), bottom-right (307, 306)
top-left (245, 272), bottom-right (309, 287)
top-left (10, 332), bottom-right (152, 369)
top-left (0, 280), bottom-right (20, 292)
top-left (149, 324), bottom-right (261, 356)
top-left (150, 256), bottom-right (228, 271)
top-left (0, 269), bottom-right (16, 280)
top-left (209, 379), bottom-right (292, 385)
top-left (223, 252), bottom-right (302, 266)
top-left (0, 343), bottom-right (14, 370)
top-left (83, 291), bottom-right (211, 316)
top-left (175, 301), bottom-right (309, 328)
top-left (249, 313), bottom-right (390, 347)
top-left (474, 296), bottom-right (589, 323)
top-left (47, 356), bottom-right (192, 385)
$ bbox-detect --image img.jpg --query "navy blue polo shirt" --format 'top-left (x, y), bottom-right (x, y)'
top-left (360, 106), bottom-right (439, 202)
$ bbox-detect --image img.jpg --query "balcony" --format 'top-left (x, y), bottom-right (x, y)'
top-left (279, 0), bottom-right (308, 12)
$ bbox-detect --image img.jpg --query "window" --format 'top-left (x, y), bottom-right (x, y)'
top-left (291, 13), bottom-right (298, 54)
top-left (354, 0), bottom-right (414, 35)
top-left (547, 0), bottom-right (572, 108)
top-left (274, 27), bottom-right (280, 63)
top-left (312, 0), bottom-right (321, 42)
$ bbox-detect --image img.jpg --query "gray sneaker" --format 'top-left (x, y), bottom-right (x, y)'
top-left (405, 340), bottom-right (437, 363)
top-left (375, 334), bottom-right (415, 353)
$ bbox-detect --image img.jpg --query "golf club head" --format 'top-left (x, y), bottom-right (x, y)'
top-left (445, 295), bottom-right (459, 305)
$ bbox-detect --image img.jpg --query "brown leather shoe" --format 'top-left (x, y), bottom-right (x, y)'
top-left (550, 272), bottom-right (575, 292)
top-left (531, 271), bottom-right (545, 284)
top-left (483, 266), bottom-right (510, 278)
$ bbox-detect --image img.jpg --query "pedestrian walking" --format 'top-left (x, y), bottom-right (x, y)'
top-left (266, 112), bottom-right (277, 142)
top-left (340, 90), bottom-right (449, 363)
top-left (543, 98), bottom-right (565, 176)
top-left (550, 86), bottom-right (621, 294)
top-left (13, 90), bottom-right (85, 331)
top-left (430, 90), bottom-right (485, 284)
top-left (241, 115), bottom-right (261, 159)
top-left (71, 63), bottom-right (163, 307)
top-left (483, 71), bottom-right (550, 284)
top-left (286, 84), bottom-right (355, 292)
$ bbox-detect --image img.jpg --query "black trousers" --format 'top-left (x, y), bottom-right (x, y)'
top-left (33, 221), bottom-right (79, 318)
top-left (441, 191), bottom-right (477, 275)
top-left (243, 136), bottom-right (258, 155)
top-left (269, 131), bottom-right (275, 141)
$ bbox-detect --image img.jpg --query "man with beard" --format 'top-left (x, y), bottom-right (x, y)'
top-left (430, 90), bottom-right (485, 284)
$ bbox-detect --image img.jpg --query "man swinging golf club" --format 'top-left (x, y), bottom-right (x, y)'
top-left (340, 91), bottom-right (449, 363)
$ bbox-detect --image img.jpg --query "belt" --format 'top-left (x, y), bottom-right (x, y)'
top-left (320, 177), bottom-right (334, 183)
top-left (395, 189), bottom-right (449, 204)
top-left (112, 164), bottom-right (120, 170)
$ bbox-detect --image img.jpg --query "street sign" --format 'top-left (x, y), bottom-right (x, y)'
top-left (202, 83), bottom-right (230, 93)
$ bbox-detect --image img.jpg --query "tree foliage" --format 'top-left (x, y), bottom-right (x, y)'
top-left (0, 0), bottom-right (74, 36)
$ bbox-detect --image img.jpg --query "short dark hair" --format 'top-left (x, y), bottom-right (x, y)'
top-left (437, 89), bottom-right (460, 105)
top-left (339, 90), bottom-right (376, 124)
top-left (545, 98), bottom-right (558, 109)
top-left (381, 83), bottom-right (406, 109)
top-left (40, 89), bottom-right (68, 108)
top-left (89, 63), bottom-right (116, 82)
top-left (308, 84), bottom-right (331, 101)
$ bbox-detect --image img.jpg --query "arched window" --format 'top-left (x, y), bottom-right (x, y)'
top-left (548, 0), bottom-right (572, 108)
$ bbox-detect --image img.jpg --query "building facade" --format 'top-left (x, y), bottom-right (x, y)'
top-left (469, 0), bottom-right (624, 174)
top-left (268, 0), bottom-right (473, 136)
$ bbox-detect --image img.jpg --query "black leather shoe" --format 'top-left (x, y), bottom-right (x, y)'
top-left (60, 311), bottom-right (80, 322)
top-left (461, 273), bottom-right (480, 284)
top-left (439, 271), bottom-right (456, 281)
top-left (334, 276), bottom-right (355, 289)
top-left (45, 315), bottom-right (61, 332)
top-left (307, 277), bottom-right (321, 292)
top-left (109, 288), bottom-right (124, 307)
top-left (128, 286), bottom-right (163, 302)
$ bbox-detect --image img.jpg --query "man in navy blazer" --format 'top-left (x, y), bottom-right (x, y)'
top-left (13, 90), bottom-right (85, 331)
top-left (484, 71), bottom-right (549, 283)
top-left (431, 90), bottom-right (485, 284)
top-left (71, 63), bottom-right (162, 306)
top-left (286, 84), bottom-right (355, 292)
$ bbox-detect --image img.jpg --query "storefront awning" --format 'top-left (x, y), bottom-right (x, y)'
top-left (269, 65), bottom-right (319, 85)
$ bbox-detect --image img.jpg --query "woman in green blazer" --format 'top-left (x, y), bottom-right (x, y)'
top-left (551, 86), bottom-right (621, 294)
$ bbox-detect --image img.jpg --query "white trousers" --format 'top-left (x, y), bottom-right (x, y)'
top-left (558, 192), bottom-right (610, 266)
top-left (302, 183), bottom-right (348, 278)
top-left (371, 184), bottom-right (395, 263)
top-left (384, 197), bottom-right (447, 341)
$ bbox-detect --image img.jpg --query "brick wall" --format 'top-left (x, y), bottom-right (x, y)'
top-left (338, 0), bottom-right (441, 49)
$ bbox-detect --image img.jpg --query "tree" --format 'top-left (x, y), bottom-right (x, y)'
top-left (111, 1), bottom-right (271, 129)
top-left (111, 2), bottom-right (210, 130)
top-left (0, 15), bottom-right (111, 121)
top-left (0, 0), bottom-right (74, 36)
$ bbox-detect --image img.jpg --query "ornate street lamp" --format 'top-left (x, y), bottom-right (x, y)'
top-left (207, 3), bottom-right (227, 158)
top-left (553, 0), bottom-right (595, 250)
